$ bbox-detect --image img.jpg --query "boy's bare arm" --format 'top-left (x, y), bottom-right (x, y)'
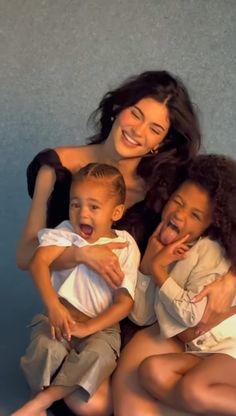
top-left (30, 245), bottom-right (75, 340)
top-left (71, 289), bottom-right (134, 338)
top-left (30, 245), bottom-right (67, 307)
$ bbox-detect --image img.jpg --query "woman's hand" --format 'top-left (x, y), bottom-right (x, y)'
top-left (76, 242), bottom-right (128, 289)
top-left (193, 270), bottom-right (236, 336)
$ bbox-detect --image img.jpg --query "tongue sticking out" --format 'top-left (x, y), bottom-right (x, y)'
top-left (79, 224), bottom-right (93, 238)
top-left (159, 223), bottom-right (179, 245)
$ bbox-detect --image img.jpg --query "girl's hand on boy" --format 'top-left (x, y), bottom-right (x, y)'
top-left (47, 302), bottom-right (76, 341)
top-left (77, 243), bottom-right (128, 289)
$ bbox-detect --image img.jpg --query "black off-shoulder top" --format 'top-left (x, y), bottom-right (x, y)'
top-left (27, 148), bottom-right (160, 255)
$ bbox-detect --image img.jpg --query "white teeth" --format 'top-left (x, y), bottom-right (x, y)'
top-left (169, 219), bottom-right (180, 232)
top-left (123, 131), bottom-right (138, 145)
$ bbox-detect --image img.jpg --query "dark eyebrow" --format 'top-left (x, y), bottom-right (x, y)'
top-left (70, 196), bottom-right (102, 206)
top-left (87, 198), bottom-right (102, 205)
top-left (134, 105), bottom-right (165, 132)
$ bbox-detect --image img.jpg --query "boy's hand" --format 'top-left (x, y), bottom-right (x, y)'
top-left (47, 301), bottom-right (76, 341)
top-left (70, 321), bottom-right (91, 338)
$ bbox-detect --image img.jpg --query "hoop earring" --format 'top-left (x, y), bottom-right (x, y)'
top-left (150, 148), bottom-right (158, 155)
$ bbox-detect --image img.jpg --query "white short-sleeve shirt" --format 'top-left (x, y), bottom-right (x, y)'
top-left (38, 221), bottom-right (140, 318)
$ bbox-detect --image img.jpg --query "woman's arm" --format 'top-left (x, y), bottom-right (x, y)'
top-left (178, 305), bottom-right (236, 343)
top-left (16, 165), bottom-right (56, 269)
top-left (53, 242), bottom-right (127, 288)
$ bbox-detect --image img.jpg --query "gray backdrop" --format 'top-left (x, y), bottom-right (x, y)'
top-left (0, 1), bottom-right (235, 414)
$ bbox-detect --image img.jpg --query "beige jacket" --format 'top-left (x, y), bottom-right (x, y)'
top-left (130, 237), bottom-right (231, 338)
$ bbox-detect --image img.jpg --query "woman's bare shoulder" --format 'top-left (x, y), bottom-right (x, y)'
top-left (55, 145), bottom-right (95, 172)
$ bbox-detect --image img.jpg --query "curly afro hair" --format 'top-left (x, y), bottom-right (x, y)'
top-left (187, 154), bottom-right (236, 270)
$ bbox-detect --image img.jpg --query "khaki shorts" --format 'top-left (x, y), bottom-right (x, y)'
top-left (21, 313), bottom-right (121, 401)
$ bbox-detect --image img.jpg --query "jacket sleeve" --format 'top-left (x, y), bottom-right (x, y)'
top-left (157, 240), bottom-right (231, 331)
top-left (129, 271), bottom-right (157, 326)
top-left (117, 233), bottom-right (141, 300)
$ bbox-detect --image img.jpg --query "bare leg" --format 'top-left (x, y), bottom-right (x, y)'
top-left (176, 353), bottom-right (236, 415)
top-left (140, 352), bottom-right (236, 415)
top-left (112, 324), bottom-right (194, 416)
top-left (11, 385), bottom-right (76, 416)
top-left (139, 352), bottom-right (201, 400)
top-left (65, 378), bottom-right (112, 416)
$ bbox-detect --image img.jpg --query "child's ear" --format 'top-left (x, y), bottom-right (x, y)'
top-left (112, 204), bottom-right (125, 222)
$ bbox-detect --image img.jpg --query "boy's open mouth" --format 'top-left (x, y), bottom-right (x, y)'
top-left (159, 220), bottom-right (180, 245)
top-left (79, 224), bottom-right (93, 239)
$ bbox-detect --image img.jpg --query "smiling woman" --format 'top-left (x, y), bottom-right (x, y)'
top-left (17, 70), bottom-right (201, 267)
top-left (109, 97), bottom-right (170, 157)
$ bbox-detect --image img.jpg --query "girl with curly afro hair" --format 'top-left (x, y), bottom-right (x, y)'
top-left (131, 154), bottom-right (236, 416)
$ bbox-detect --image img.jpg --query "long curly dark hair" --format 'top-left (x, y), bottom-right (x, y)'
top-left (87, 70), bottom-right (201, 213)
top-left (187, 154), bottom-right (236, 269)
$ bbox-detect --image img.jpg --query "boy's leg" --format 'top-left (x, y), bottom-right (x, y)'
top-left (21, 314), bottom-right (69, 392)
top-left (64, 378), bottom-right (112, 416)
top-left (54, 325), bottom-right (120, 402)
top-left (12, 385), bottom-right (77, 416)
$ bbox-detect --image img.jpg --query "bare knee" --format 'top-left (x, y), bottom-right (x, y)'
top-left (65, 384), bottom-right (112, 416)
top-left (179, 375), bottom-right (209, 414)
top-left (115, 406), bottom-right (150, 416)
top-left (139, 356), bottom-right (168, 393)
top-left (65, 398), bottom-right (105, 416)
top-left (114, 396), bottom-right (157, 416)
